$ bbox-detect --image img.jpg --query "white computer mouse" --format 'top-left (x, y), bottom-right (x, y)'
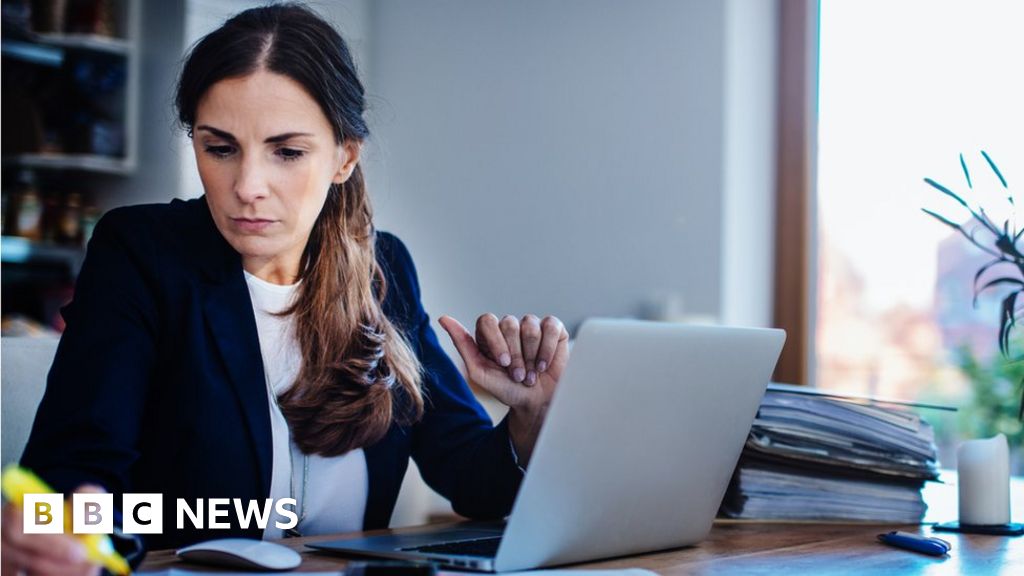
top-left (176, 537), bottom-right (302, 571)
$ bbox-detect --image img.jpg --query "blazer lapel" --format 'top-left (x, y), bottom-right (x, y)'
top-left (203, 275), bottom-right (273, 497)
top-left (188, 196), bottom-right (273, 498)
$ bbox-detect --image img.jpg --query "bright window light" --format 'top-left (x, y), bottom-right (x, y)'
top-left (816, 0), bottom-right (1024, 467)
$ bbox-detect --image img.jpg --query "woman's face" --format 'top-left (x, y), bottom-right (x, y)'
top-left (193, 70), bottom-right (360, 283)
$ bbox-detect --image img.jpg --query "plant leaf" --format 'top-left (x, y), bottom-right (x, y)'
top-left (925, 177), bottom-right (969, 208)
top-left (995, 232), bottom-right (1024, 260)
top-left (921, 207), bottom-right (963, 230)
top-left (974, 277), bottom-right (1024, 307)
top-left (960, 153), bottom-right (973, 189)
top-left (1000, 291), bottom-right (1019, 357)
top-left (924, 178), bottom-right (1001, 235)
top-left (922, 209), bottom-right (1002, 258)
top-left (974, 257), bottom-right (1013, 292)
top-left (982, 150), bottom-right (1009, 188)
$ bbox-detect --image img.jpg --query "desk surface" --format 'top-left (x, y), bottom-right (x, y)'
top-left (139, 477), bottom-right (1022, 574)
top-left (138, 520), bottom-right (1022, 575)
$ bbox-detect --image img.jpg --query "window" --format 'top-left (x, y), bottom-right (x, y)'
top-left (815, 0), bottom-right (1024, 467)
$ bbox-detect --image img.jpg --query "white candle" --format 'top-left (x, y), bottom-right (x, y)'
top-left (957, 433), bottom-right (1011, 525)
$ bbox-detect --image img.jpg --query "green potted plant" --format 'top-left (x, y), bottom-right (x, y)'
top-left (923, 151), bottom-right (1024, 419)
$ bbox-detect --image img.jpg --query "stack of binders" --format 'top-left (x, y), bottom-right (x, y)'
top-left (719, 386), bottom-right (940, 523)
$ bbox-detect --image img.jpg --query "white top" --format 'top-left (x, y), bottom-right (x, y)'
top-left (244, 271), bottom-right (368, 539)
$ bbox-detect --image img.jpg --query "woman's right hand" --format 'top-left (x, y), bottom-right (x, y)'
top-left (1, 485), bottom-right (104, 576)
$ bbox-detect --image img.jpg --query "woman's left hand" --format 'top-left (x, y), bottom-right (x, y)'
top-left (439, 314), bottom-right (570, 466)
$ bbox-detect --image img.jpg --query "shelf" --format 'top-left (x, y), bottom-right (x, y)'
top-left (1, 236), bottom-right (84, 275)
top-left (1, 39), bottom-right (63, 67)
top-left (34, 33), bottom-right (133, 56)
top-left (4, 153), bottom-right (135, 175)
top-left (1, 33), bottom-right (132, 67)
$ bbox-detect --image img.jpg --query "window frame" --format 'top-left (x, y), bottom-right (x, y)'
top-left (772, 0), bottom-right (819, 386)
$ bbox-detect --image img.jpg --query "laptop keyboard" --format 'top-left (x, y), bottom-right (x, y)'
top-left (401, 536), bottom-right (503, 557)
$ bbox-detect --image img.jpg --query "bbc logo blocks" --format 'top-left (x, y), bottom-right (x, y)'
top-left (22, 494), bottom-right (63, 534)
top-left (21, 494), bottom-right (297, 534)
top-left (23, 494), bottom-right (162, 535)
top-left (122, 493), bottom-right (163, 534)
top-left (72, 493), bottom-right (114, 534)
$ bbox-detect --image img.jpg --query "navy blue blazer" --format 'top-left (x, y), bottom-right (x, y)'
top-left (20, 196), bottom-right (523, 550)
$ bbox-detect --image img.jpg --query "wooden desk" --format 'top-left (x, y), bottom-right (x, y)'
top-left (138, 520), bottom-right (1022, 574)
top-left (139, 477), bottom-right (1022, 573)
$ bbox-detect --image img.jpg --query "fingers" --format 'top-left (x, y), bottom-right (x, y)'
top-left (5, 527), bottom-right (86, 566)
top-left (446, 312), bottom-right (567, 390)
top-left (1, 503), bottom-right (93, 576)
top-left (519, 315), bottom-right (542, 385)
top-left (536, 315), bottom-right (567, 374)
top-left (33, 487), bottom-right (104, 565)
top-left (499, 315), bottom-right (526, 383)
top-left (438, 315), bottom-right (485, 374)
top-left (475, 314), bottom-right (511, 368)
top-left (9, 550), bottom-right (96, 576)
top-left (1, 553), bottom-right (24, 576)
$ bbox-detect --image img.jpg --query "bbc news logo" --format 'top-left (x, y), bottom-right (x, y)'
top-left (23, 494), bottom-right (299, 535)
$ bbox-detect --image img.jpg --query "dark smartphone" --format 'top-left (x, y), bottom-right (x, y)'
top-left (345, 560), bottom-right (438, 576)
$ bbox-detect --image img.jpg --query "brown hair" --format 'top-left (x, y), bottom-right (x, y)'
top-left (176, 3), bottom-right (423, 456)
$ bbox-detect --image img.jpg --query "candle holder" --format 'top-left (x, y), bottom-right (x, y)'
top-left (933, 434), bottom-right (1023, 536)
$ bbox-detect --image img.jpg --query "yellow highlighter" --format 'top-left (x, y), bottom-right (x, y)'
top-left (1, 465), bottom-right (131, 575)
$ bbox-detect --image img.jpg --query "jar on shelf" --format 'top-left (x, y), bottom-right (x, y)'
top-left (58, 192), bottom-right (83, 244)
top-left (30, 0), bottom-right (69, 34)
top-left (13, 170), bottom-right (44, 240)
top-left (40, 191), bottom-right (61, 242)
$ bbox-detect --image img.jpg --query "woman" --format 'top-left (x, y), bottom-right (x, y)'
top-left (0, 4), bottom-right (568, 575)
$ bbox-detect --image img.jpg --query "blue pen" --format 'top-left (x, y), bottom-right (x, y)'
top-left (877, 531), bottom-right (951, 556)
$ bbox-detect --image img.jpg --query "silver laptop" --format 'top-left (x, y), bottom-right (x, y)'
top-left (309, 319), bottom-right (785, 572)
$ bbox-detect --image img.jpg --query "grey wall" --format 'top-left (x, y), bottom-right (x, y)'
top-left (359, 0), bottom-right (782, 525)
top-left (363, 0), bottom-right (775, 340)
top-left (721, 0), bottom-right (777, 327)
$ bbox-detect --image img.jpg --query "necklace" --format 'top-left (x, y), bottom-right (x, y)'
top-left (266, 378), bottom-right (308, 538)
top-left (285, 448), bottom-right (308, 538)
